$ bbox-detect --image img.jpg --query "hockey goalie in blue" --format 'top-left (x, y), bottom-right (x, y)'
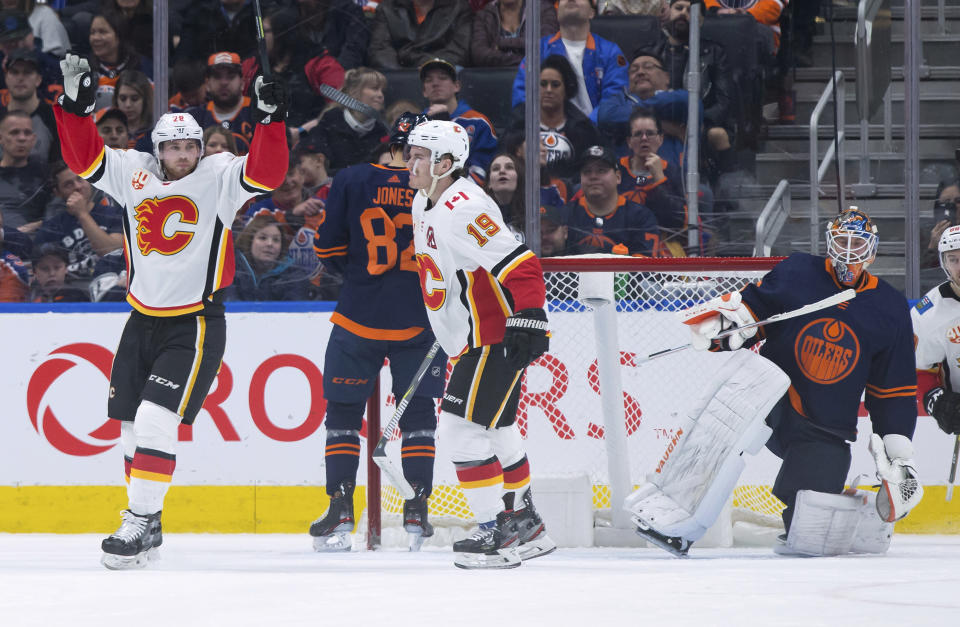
top-left (625, 208), bottom-right (923, 559)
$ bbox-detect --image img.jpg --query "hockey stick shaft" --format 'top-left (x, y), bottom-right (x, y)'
top-left (371, 340), bottom-right (442, 500)
top-left (318, 83), bottom-right (379, 119)
top-left (252, 0), bottom-right (272, 80)
top-left (638, 288), bottom-right (857, 364)
top-left (947, 434), bottom-right (959, 502)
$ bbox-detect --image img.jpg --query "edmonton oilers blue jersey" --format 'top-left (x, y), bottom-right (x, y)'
top-left (740, 252), bottom-right (917, 441)
top-left (314, 163), bottom-right (429, 340)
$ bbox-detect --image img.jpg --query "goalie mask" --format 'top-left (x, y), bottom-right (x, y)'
top-left (826, 208), bottom-right (878, 285)
top-left (151, 112), bottom-right (204, 178)
top-left (405, 120), bottom-right (470, 198)
top-left (938, 224), bottom-right (960, 285)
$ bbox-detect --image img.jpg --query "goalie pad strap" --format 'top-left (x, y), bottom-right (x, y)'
top-left (626, 351), bottom-right (790, 542)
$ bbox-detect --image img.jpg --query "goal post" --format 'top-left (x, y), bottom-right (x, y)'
top-left (364, 255), bottom-right (787, 548)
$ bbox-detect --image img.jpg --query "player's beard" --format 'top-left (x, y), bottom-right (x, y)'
top-left (212, 91), bottom-right (242, 111)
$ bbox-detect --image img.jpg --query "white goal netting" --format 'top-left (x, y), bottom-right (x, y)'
top-left (372, 256), bottom-right (786, 545)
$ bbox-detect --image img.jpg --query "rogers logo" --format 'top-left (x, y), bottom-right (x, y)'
top-left (26, 343), bottom-right (119, 456)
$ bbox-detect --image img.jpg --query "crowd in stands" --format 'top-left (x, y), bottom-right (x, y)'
top-left (0, 0), bottom-right (807, 303)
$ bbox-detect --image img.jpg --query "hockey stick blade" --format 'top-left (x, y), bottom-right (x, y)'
top-left (638, 288), bottom-right (857, 364)
top-left (371, 341), bottom-right (442, 501)
top-left (947, 434), bottom-right (959, 502)
top-left (319, 84), bottom-right (379, 119)
top-left (373, 448), bottom-right (415, 500)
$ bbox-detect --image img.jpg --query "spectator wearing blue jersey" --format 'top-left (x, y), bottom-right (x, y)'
top-left (511, 0), bottom-right (628, 124)
top-left (35, 161), bottom-right (123, 285)
top-left (228, 215), bottom-right (312, 301)
top-left (420, 58), bottom-right (499, 183)
top-left (563, 144), bottom-right (659, 256)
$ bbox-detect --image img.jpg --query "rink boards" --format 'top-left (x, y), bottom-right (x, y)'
top-left (0, 306), bottom-right (957, 534)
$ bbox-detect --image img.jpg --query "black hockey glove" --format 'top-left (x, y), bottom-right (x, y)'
top-left (924, 387), bottom-right (960, 435)
top-left (58, 53), bottom-right (96, 116)
top-left (503, 308), bottom-right (549, 370)
top-left (253, 75), bottom-right (288, 124)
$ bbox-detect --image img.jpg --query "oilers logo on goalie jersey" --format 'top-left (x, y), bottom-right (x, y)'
top-left (793, 318), bottom-right (859, 385)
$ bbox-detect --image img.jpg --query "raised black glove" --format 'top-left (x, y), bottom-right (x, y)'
top-left (253, 75), bottom-right (287, 124)
top-left (925, 386), bottom-right (960, 434)
top-left (58, 53), bottom-right (96, 116)
top-left (503, 308), bottom-right (549, 370)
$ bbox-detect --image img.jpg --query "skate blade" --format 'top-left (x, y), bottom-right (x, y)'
top-left (101, 550), bottom-right (150, 570)
top-left (634, 519), bottom-right (690, 558)
top-left (453, 548), bottom-right (521, 570)
top-left (312, 532), bottom-right (352, 552)
top-left (517, 534), bottom-right (557, 561)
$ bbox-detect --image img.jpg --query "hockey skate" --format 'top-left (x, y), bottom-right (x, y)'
top-left (509, 490), bottom-right (557, 561)
top-left (403, 482), bottom-right (434, 552)
top-left (453, 511), bottom-right (521, 570)
top-left (634, 519), bottom-right (692, 558)
top-left (101, 509), bottom-right (163, 570)
top-left (309, 481), bottom-right (355, 552)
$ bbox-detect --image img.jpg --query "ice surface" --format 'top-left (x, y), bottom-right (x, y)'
top-left (1, 534), bottom-right (958, 626)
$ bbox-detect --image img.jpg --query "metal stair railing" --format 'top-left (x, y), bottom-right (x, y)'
top-left (753, 180), bottom-right (791, 257)
top-left (809, 70), bottom-right (846, 255)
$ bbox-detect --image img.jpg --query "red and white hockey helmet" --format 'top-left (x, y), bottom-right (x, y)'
top-left (825, 207), bottom-right (878, 285)
top-left (151, 112), bottom-right (204, 173)
top-left (938, 224), bottom-right (960, 282)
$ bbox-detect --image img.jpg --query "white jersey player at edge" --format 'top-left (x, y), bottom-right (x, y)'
top-left (405, 120), bottom-right (556, 569)
top-left (913, 225), bottom-right (960, 438)
top-left (54, 54), bottom-right (289, 569)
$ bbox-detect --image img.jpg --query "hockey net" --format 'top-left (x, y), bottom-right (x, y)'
top-left (368, 256), bottom-right (787, 547)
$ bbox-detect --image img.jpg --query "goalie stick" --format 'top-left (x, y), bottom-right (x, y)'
top-left (372, 340), bottom-right (442, 501)
top-left (948, 434), bottom-right (959, 502)
top-left (638, 288), bottom-right (857, 364)
top-left (319, 84), bottom-right (380, 119)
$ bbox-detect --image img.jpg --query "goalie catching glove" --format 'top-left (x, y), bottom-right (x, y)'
top-left (923, 387), bottom-right (960, 434)
top-left (869, 433), bottom-right (923, 522)
top-left (253, 76), bottom-right (288, 124)
top-left (58, 54), bottom-right (96, 116)
top-left (679, 291), bottom-right (757, 351)
top-left (503, 308), bottom-right (549, 370)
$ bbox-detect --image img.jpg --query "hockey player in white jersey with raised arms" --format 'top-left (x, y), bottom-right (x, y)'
top-left (405, 120), bottom-right (556, 569)
top-left (54, 54), bottom-right (289, 569)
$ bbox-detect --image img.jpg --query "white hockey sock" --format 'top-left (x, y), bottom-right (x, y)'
top-left (128, 401), bottom-right (180, 515)
top-left (441, 413), bottom-right (504, 523)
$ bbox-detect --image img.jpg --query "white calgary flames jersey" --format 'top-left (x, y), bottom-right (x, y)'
top-left (412, 177), bottom-right (539, 357)
top-left (912, 282), bottom-right (960, 390)
top-left (84, 147), bottom-right (270, 315)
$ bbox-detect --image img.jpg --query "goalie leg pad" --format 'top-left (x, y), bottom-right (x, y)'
top-left (775, 490), bottom-right (862, 556)
top-left (626, 351), bottom-right (790, 546)
top-left (851, 490), bottom-right (894, 554)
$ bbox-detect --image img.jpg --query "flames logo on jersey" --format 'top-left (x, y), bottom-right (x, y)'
top-left (134, 195), bottom-right (200, 256)
top-left (947, 325), bottom-right (960, 344)
top-left (131, 169), bottom-right (149, 190)
top-left (415, 252), bottom-right (445, 310)
top-left (794, 317), bottom-right (860, 385)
